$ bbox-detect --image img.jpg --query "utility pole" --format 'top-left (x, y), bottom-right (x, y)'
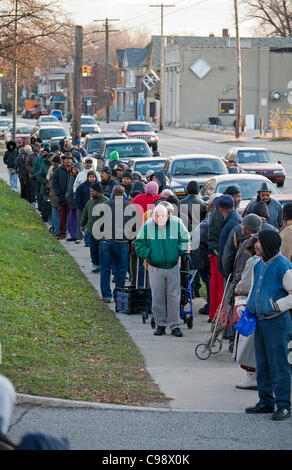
top-left (94, 18), bottom-right (119, 123)
top-left (234, 0), bottom-right (242, 139)
top-left (72, 25), bottom-right (83, 145)
top-left (12, 0), bottom-right (18, 141)
top-left (150, 3), bottom-right (175, 131)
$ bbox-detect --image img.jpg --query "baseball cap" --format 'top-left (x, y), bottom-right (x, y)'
top-left (213, 194), bottom-right (234, 209)
top-left (100, 166), bottom-right (111, 174)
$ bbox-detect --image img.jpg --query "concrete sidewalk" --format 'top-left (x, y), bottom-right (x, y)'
top-left (162, 126), bottom-right (292, 155)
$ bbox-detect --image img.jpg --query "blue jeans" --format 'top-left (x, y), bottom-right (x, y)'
top-left (8, 170), bottom-right (18, 191)
top-left (255, 312), bottom-right (292, 409)
top-left (51, 207), bottom-right (60, 236)
top-left (17, 431), bottom-right (69, 450)
top-left (100, 240), bottom-right (129, 300)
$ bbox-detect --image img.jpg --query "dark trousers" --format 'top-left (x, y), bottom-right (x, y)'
top-left (199, 270), bottom-right (210, 311)
top-left (89, 234), bottom-right (100, 266)
top-left (58, 206), bottom-right (69, 237)
top-left (100, 240), bottom-right (129, 300)
top-left (28, 178), bottom-right (36, 203)
top-left (254, 312), bottom-right (292, 410)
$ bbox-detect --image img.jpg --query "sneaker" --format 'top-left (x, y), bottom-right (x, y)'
top-left (91, 265), bottom-right (100, 273)
top-left (171, 327), bottom-right (183, 337)
top-left (153, 326), bottom-right (165, 336)
top-left (66, 238), bottom-right (77, 242)
top-left (271, 408), bottom-right (291, 421)
top-left (236, 372), bottom-right (258, 390)
top-left (57, 235), bottom-right (66, 240)
top-left (245, 403), bottom-right (274, 414)
top-left (84, 243), bottom-right (90, 247)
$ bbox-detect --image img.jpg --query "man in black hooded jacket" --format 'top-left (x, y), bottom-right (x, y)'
top-left (4, 141), bottom-right (18, 191)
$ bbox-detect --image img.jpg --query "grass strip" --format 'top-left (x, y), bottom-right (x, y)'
top-left (0, 179), bottom-right (165, 406)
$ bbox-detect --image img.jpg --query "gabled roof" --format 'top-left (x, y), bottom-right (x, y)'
top-left (116, 44), bottom-right (150, 69)
top-left (116, 49), bottom-right (125, 68)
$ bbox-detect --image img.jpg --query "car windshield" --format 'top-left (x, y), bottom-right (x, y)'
top-left (87, 138), bottom-right (103, 153)
top-left (82, 117), bottom-right (97, 125)
top-left (104, 142), bottom-right (152, 159)
top-left (216, 179), bottom-right (279, 200)
top-left (40, 116), bottom-right (57, 122)
top-left (237, 150), bottom-right (276, 164)
top-left (171, 158), bottom-right (227, 176)
top-left (134, 160), bottom-right (166, 175)
top-left (0, 120), bottom-right (11, 126)
top-left (39, 128), bottom-right (67, 139)
top-left (127, 124), bottom-right (153, 132)
top-left (16, 127), bottom-right (32, 134)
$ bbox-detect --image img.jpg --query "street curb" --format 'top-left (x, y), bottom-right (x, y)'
top-left (15, 393), bottom-right (170, 413)
top-left (15, 394), bottom-right (244, 414)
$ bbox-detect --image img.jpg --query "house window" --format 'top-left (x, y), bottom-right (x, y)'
top-left (219, 100), bottom-right (236, 115)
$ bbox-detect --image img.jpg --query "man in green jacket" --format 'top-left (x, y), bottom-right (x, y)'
top-left (135, 204), bottom-right (190, 337)
top-left (80, 182), bottom-right (108, 272)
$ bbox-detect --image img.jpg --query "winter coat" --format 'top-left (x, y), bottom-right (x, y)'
top-left (4, 141), bottom-right (18, 170)
top-left (37, 157), bottom-right (51, 197)
top-left (218, 210), bottom-right (243, 277)
top-left (132, 193), bottom-right (163, 214)
top-left (51, 165), bottom-right (71, 207)
top-left (75, 180), bottom-right (91, 212)
top-left (190, 211), bottom-right (211, 273)
top-left (179, 193), bottom-right (207, 230)
top-left (100, 177), bottom-right (117, 199)
top-left (245, 197), bottom-right (283, 229)
top-left (135, 217), bottom-right (190, 269)
top-left (25, 151), bottom-right (40, 179)
top-left (80, 195), bottom-right (109, 235)
top-left (95, 198), bottom-right (137, 243)
top-left (151, 170), bottom-right (169, 194)
top-left (15, 152), bottom-right (29, 184)
top-left (208, 207), bottom-right (224, 254)
top-left (234, 255), bottom-right (260, 296)
top-left (279, 220), bottom-right (292, 262)
top-left (65, 174), bottom-right (78, 210)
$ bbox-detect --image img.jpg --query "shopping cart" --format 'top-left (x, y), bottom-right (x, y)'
top-left (194, 274), bottom-right (233, 360)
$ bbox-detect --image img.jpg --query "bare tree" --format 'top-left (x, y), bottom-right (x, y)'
top-left (244, 0), bottom-right (292, 37)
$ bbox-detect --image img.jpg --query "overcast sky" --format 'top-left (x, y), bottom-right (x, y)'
top-left (64, 0), bottom-right (256, 37)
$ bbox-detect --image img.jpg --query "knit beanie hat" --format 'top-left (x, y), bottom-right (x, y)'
top-left (109, 151), bottom-right (119, 161)
top-left (122, 169), bottom-right (132, 180)
top-left (250, 201), bottom-right (269, 220)
top-left (242, 214), bottom-right (262, 233)
top-left (145, 181), bottom-right (159, 195)
top-left (90, 181), bottom-right (103, 193)
top-left (224, 185), bottom-right (240, 195)
top-left (258, 230), bottom-right (281, 261)
top-left (186, 180), bottom-right (199, 195)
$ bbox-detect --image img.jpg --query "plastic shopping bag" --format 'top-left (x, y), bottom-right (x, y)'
top-left (234, 307), bottom-right (257, 337)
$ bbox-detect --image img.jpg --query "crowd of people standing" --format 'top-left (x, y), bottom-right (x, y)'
top-left (3, 135), bottom-right (292, 421)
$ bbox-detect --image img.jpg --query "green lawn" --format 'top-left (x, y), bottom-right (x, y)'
top-left (0, 179), bottom-right (165, 406)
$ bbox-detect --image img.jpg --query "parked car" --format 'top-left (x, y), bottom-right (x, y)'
top-left (51, 109), bottom-right (63, 121)
top-left (222, 147), bottom-right (286, 187)
top-left (120, 121), bottom-right (159, 151)
top-left (36, 115), bottom-right (60, 127)
top-left (70, 115), bottom-right (100, 137)
top-left (84, 133), bottom-right (127, 158)
top-left (31, 125), bottom-right (68, 146)
top-left (49, 136), bottom-right (72, 148)
top-left (0, 118), bottom-right (12, 137)
top-left (164, 154), bottom-right (228, 198)
top-left (129, 157), bottom-right (167, 178)
top-left (101, 139), bottom-right (156, 164)
top-left (5, 124), bottom-right (33, 145)
top-left (0, 108), bottom-right (7, 116)
top-left (200, 174), bottom-right (280, 210)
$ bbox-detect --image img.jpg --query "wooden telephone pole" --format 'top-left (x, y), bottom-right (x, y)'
top-left (94, 18), bottom-right (119, 123)
top-left (72, 25), bottom-right (83, 145)
top-left (150, 3), bottom-right (175, 130)
top-left (234, 0), bottom-right (242, 139)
